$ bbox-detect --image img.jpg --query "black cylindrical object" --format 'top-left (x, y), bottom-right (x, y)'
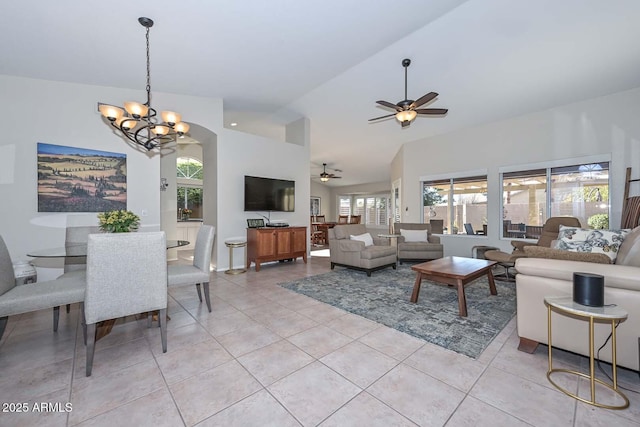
top-left (573, 272), bottom-right (604, 307)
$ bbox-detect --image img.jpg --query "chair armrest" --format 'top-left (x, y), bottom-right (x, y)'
top-left (428, 235), bottom-right (440, 244)
top-left (338, 240), bottom-right (365, 252)
top-left (523, 246), bottom-right (611, 264)
top-left (515, 257), bottom-right (640, 291)
top-left (372, 237), bottom-right (389, 246)
top-left (511, 240), bottom-right (537, 252)
top-left (395, 235), bottom-right (405, 244)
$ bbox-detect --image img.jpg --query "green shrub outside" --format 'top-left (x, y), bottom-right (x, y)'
top-left (587, 213), bottom-right (609, 229)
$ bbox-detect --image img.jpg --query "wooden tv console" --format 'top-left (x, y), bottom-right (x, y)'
top-left (246, 226), bottom-right (307, 271)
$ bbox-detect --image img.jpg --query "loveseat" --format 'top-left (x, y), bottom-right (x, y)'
top-left (515, 226), bottom-right (640, 371)
top-left (393, 223), bottom-right (443, 264)
top-left (328, 224), bottom-right (397, 276)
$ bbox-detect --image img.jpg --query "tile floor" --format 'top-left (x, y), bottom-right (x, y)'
top-left (0, 254), bottom-right (638, 426)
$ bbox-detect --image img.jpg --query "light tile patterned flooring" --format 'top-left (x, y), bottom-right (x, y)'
top-left (1, 254), bottom-right (638, 426)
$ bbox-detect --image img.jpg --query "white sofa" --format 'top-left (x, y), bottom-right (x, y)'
top-left (515, 226), bottom-right (640, 371)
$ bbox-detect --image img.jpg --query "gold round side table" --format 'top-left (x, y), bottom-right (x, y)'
top-left (544, 296), bottom-right (629, 409)
top-left (224, 237), bottom-right (247, 275)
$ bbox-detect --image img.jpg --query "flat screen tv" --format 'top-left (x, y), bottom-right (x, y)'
top-left (244, 175), bottom-right (295, 212)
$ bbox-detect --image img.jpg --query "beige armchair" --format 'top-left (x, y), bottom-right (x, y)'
top-left (510, 216), bottom-right (582, 254)
top-left (329, 224), bottom-right (396, 276)
top-left (485, 217), bottom-right (584, 280)
top-left (393, 223), bottom-right (443, 264)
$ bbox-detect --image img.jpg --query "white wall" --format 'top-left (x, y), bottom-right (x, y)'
top-left (216, 123), bottom-right (310, 271)
top-left (0, 75), bottom-right (310, 277)
top-left (0, 76), bottom-right (165, 279)
top-left (399, 87), bottom-right (640, 257)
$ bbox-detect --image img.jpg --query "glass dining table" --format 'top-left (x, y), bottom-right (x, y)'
top-left (27, 239), bottom-right (189, 340)
top-left (27, 240), bottom-right (190, 258)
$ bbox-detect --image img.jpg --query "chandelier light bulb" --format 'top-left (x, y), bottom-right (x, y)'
top-left (174, 122), bottom-right (190, 134)
top-left (151, 125), bottom-right (170, 136)
top-left (98, 104), bottom-right (124, 122)
top-left (124, 101), bottom-right (149, 119)
top-left (116, 116), bottom-right (136, 131)
top-left (161, 111), bottom-right (181, 126)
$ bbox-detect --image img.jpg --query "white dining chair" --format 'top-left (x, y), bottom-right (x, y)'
top-left (59, 226), bottom-right (100, 314)
top-left (0, 235), bottom-right (85, 343)
top-left (83, 231), bottom-right (168, 376)
top-left (168, 225), bottom-right (215, 312)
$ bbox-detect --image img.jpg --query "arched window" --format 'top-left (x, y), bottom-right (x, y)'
top-left (177, 157), bottom-right (203, 180)
top-left (177, 157), bottom-right (203, 220)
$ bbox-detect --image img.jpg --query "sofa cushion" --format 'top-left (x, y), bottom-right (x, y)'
top-left (360, 245), bottom-right (397, 260)
top-left (400, 229), bottom-right (429, 242)
top-left (523, 246), bottom-right (611, 264)
top-left (615, 226), bottom-right (640, 267)
top-left (399, 241), bottom-right (440, 249)
top-left (555, 225), bottom-right (631, 262)
top-left (350, 232), bottom-right (373, 247)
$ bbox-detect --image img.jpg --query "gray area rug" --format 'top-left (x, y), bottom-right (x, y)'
top-left (279, 265), bottom-right (516, 359)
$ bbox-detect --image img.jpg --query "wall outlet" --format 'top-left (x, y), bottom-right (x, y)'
top-left (141, 209), bottom-right (148, 217)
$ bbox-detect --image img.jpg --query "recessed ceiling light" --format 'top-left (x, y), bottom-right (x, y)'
top-left (230, 122), bottom-right (238, 127)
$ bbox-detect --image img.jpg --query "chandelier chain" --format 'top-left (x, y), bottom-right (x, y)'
top-left (145, 26), bottom-right (151, 107)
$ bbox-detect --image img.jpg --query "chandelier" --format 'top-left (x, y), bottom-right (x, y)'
top-left (98, 17), bottom-right (189, 151)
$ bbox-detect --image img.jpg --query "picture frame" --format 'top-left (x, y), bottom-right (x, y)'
top-left (37, 142), bottom-right (127, 212)
top-left (310, 196), bottom-right (321, 216)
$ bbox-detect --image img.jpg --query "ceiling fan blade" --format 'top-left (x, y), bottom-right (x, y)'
top-left (410, 92), bottom-right (438, 109)
top-left (401, 120), bottom-right (411, 128)
top-left (376, 100), bottom-right (401, 110)
top-left (368, 113), bottom-right (396, 122)
top-left (415, 108), bottom-right (448, 115)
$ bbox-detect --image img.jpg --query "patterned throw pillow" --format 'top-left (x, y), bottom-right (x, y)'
top-left (555, 225), bottom-right (631, 262)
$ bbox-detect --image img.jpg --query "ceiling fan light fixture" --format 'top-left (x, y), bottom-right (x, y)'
top-left (396, 110), bottom-right (417, 123)
top-left (319, 163), bottom-right (337, 182)
top-left (370, 58), bottom-right (447, 127)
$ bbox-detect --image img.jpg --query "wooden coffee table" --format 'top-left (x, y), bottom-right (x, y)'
top-left (410, 256), bottom-right (497, 317)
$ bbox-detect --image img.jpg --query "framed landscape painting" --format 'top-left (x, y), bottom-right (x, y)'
top-left (37, 142), bottom-right (127, 212)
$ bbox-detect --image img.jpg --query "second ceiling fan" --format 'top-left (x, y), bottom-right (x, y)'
top-left (369, 58), bottom-right (448, 128)
top-left (319, 163), bottom-right (341, 182)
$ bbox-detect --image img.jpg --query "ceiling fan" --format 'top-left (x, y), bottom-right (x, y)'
top-left (318, 163), bottom-right (342, 182)
top-left (369, 58), bottom-right (448, 128)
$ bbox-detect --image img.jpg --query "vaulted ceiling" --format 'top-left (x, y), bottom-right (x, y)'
top-left (3, 0), bottom-right (640, 186)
